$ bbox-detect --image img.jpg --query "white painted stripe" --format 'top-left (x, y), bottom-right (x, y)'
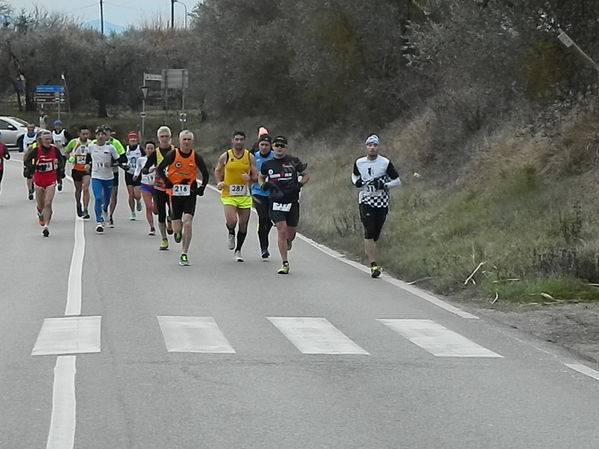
top-left (32, 316), bottom-right (102, 356)
top-left (294, 233), bottom-right (479, 320)
top-left (65, 218), bottom-right (84, 316)
top-left (157, 316), bottom-right (236, 353)
top-left (46, 356), bottom-right (76, 449)
top-left (565, 363), bottom-right (599, 381)
top-left (378, 319), bottom-right (502, 357)
top-left (268, 317), bottom-right (369, 355)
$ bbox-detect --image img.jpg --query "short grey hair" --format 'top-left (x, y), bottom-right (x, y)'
top-left (179, 129), bottom-right (194, 140)
top-left (157, 126), bottom-right (171, 137)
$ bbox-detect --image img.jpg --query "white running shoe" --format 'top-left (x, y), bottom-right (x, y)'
top-left (234, 250), bottom-right (244, 262)
top-left (95, 223), bottom-right (104, 233)
top-left (227, 233), bottom-right (235, 250)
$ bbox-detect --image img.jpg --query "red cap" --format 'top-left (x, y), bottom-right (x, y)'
top-left (258, 127), bottom-right (269, 138)
top-left (127, 132), bottom-right (138, 140)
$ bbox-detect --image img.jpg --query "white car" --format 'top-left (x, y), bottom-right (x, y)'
top-left (0, 116), bottom-right (32, 148)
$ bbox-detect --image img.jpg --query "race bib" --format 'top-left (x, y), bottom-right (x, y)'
top-left (39, 162), bottom-right (54, 172)
top-left (94, 161), bottom-right (110, 169)
top-left (229, 184), bottom-right (247, 196)
top-left (272, 202), bottom-right (292, 212)
top-left (76, 155), bottom-right (87, 165)
top-left (172, 184), bottom-right (191, 196)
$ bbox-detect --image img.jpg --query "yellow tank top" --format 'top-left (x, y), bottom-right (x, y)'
top-left (222, 149), bottom-right (251, 198)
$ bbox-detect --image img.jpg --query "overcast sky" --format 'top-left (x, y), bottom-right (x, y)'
top-left (8, 0), bottom-right (193, 28)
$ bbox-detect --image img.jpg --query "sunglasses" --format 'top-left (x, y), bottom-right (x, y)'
top-left (273, 143), bottom-right (286, 148)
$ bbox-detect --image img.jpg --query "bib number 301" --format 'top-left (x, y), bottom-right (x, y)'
top-left (272, 202), bottom-right (292, 212)
top-left (172, 184), bottom-right (191, 196)
top-left (229, 184), bottom-right (247, 196)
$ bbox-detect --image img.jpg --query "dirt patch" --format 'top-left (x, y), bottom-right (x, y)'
top-left (472, 301), bottom-right (599, 364)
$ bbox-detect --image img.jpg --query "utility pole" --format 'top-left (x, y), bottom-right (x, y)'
top-left (100, 0), bottom-right (105, 36)
top-left (171, 0), bottom-right (175, 29)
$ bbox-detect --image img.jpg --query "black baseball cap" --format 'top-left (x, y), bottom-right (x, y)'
top-left (272, 136), bottom-right (288, 146)
top-left (258, 135), bottom-right (272, 144)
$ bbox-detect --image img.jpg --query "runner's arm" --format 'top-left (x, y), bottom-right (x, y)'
top-left (23, 147), bottom-right (36, 172)
top-left (141, 152), bottom-right (157, 174)
top-left (351, 161), bottom-right (363, 187)
top-left (155, 150), bottom-right (176, 184)
top-left (214, 152), bottom-right (227, 188)
top-left (133, 158), bottom-right (144, 179)
top-left (194, 152), bottom-right (210, 186)
top-left (385, 161), bottom-right (401, 188)
top-left (2, 144), bottom-right (9, 160)
top-left (248, 153), bottom-right (258, 182)
top-left (64, 139), bottom-right (77, 155)
top-left (16, 135), bottom-right (24, 152)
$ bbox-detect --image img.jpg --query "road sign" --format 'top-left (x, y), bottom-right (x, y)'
top-left (161, 69), bottom-right (189, 90)
top-left (36, 85), bottom-right (65, 93)
top-left (144, 73), bottom-right (163, 82)
top-left (35, 92), bottom-right (65, 104)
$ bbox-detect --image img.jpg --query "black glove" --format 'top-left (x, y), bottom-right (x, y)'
top-left (197, 185), bottom-right (206, 196)
top-left (164, 179), bottom-right (174, 189)
top-left (181, 178), bottom-right (191, 185)
top-left (262, 181), bottom-right (275, 191)
top-left (372, 178), bottom-right (387, 190)
top-left (355, 178), bottom-right (364, 188)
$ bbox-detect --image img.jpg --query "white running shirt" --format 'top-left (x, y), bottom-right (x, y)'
top-left (89, 143), bottom-right (120, 180)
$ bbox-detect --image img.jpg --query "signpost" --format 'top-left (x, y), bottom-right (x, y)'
top-left (35, 85), bottom-right (66, 120)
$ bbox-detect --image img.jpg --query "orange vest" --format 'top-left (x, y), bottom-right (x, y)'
top-left (166, 148), bottom-right (197, 195)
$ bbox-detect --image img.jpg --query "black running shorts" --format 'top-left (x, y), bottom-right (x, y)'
top-left (71, 169), bottom-right (90, 182)
top-left (170, 194), bottom-right (197, 220)
top-left (269, 201), bottom-right (300, 227)
top-left (125, 172), bottom-right (141, 187)
top-left (359, 203), bottom-right (388, 241)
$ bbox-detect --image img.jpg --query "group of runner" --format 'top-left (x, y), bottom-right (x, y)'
top-left (15, 122), bottom-right (400, 277)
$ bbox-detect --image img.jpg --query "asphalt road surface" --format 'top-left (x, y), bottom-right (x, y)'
top-left (1, 155), bottom-right (599, 449)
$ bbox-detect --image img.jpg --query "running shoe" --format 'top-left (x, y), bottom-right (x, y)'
top-left (166, 217), bottom-right (173, 235)
top-left (149, 227), bottom-right (156, 236)
top-left (109, 217), bottom-right (114, 228)
top-left (82, 211), bottom-right (90, 220)
top-left (28, 190), bottom-right (34, 200)
top-left (159, 238), bottom-right (169, 250)
top-left (57, 182), bottom-right (63, 192)
top-left (95, 223), bottom-right (104, 233)
top-left (38, 214), bottom-right (45, 227)
top-left (42, 227), bottom-right (50, 237)
top-left (287, 239), bottom-right (293, 251)
top-left (130, 212), bottom-right (136, 221)
top-left (370, 265), bottom-right (382, 278)
top-left (277, 262), bottom-right (290, 275)
top-left (179, 253), bottom-right (190, 266)
top-left (76, 203), bottom-right (83, 217)
top-left (234, 250), bottom-right (244, 262)
top-left (136, 199), bottom-right (142, 212)
top-left (261, 249), bottom-right (270, 260)
top-left (227, 233), bottom-right (235, 250)
top-left (174, 232), bottom-right (182, 243)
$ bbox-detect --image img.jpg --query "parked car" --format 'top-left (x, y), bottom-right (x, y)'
top-left (0, 116), bottom-right (33, 148)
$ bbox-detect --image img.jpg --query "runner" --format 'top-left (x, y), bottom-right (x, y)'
top-left (251, 134), bottom-right (274, 259)
top-left (17, 123), bottom-right (37, 199)
top-left (23, 130), bottom-right (65, 237)
top-left (259, 135), bottom-right (309, 274)
top-left (124, 132), bottom-right (144, 220)
top-left (351, 134), bottom-right (401, 278)
top-left (88, 127), bottom-right (126, 233)
top-left (250, 126), bottom-right (269, 153)
top-left (102, 125), bottom-right (125, 227)
top-left (142, 126), bottom-right (176, 250)
top-left (134, 141), bottom-right (158, 235)
top-left (64, 125), bottom-right (92, 219)
top-left (156, 130), bottom-right (209, 266)
top-left (214, 130), bottom-right (258, 262)
top-left (51, 120), bottom-right (71, 192)
top-left (0, 134), bottom-right (10, 199)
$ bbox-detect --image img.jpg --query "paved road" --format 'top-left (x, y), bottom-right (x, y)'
top-left (1, 155), bottom-right (599, 449)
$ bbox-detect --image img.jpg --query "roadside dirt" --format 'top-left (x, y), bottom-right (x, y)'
top-left (470, 301), bottom-right (599, 364)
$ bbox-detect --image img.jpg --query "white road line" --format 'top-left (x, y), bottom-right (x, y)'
top-left (296, 233), bottom-right (479, 320)
top-left (44, 212), bottom-right (87, 448)
top-left (565, 363), bottom-right (599, 381)
top-left (32, 316), bottom-right (101, 356)
top-left (65, 219), bottom-right (84, 316)
top-left (268, 317), bottom-right (370, 355)
top-left (46, 356), bottom-right (76, 449)
top-left (378, 319), bottom-right (502, 358)
top-left (157, 316), bottom-right (236, 353)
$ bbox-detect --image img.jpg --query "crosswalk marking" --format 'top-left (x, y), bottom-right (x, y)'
top-left (32, 316), bottom-right (102, 356)
top-left (378, 319), bottom-right (502, 358)
top-left (157, 316), bottom-right (236, 353)
top-left (267, 317), bottom-right (369, 355)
